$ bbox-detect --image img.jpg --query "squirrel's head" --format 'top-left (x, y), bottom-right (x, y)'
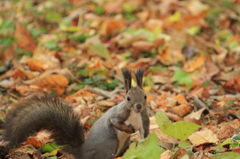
top-left (122, 68), bottom-right (147, 113)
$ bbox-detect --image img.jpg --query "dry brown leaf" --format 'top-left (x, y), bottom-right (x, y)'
top-left (104, 0), bottom-right (123, 14)
top-left (160, 150), bottom-right (172, 159)
top-left (158, 46), bottom-right (185, 65)
top-left (20, 137), bottom-right (44, 148)
top-left (145, 19), bottom-right (163, 31)
top-left (66, 88), bottom-right (98, 100)
top-left (167, 94), bottom-right (193, 117)
top-left (14, 24), bottom-right (37, 52)
top-left (25, 60), bottom-right (44, 71)
top-left (31, 45), bottom-right (60, 70)
top-left (12, 69), bottom-right (26, 81)
top-left (224, 76), bottom-right (240, 93)
top-left (217, 125), bottom-right (235, 140)
top-left (183, 53), bottom-right (204, 73)
top-left (15, 85), bottom-right (40, 96)
top-left (172, 148), bottom-right (194, 159)
top-left (124, 58), bottom-right (151, 70)
top-left (187, 0), bottom-right (209, 15)
top-left (132, 41), bottom-right (154, 54)
top-left (102, 20), bottom-right (125, 36)
top-left (188, 130), bottom-right (219, 145)
top-left (29, 74), bottom-right (68, 95)
top-left (184, 108), bottom-right (206, 120)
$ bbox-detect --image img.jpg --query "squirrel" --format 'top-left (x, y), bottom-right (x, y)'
top-left (3, 68), bottom-right (149, 159)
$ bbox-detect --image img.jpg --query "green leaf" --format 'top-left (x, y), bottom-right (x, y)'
top-left (212, 152), bottom-right (240, 159)
top-left (186, 26), bottom-right (201, 36)
top-left (172, 70), bottom-right (192, 85)
top-left (156, 111), bottom-right (202, 141)
top-left (40, 143), bottom-right (62, 153)
top-left (123, 3), bottom-right (136, 13)
top-left (44, 40), bottom-right (57, 50)
top-left (46, 12), bottom-right (62, 22)
top-left (49, 156), bottom-right (57, 159)
top-left (179, 141), bottom-right (192, 148)
top-left (218, 138), bottom-right (232, 147)
top-left (186, 148), bottom-right (194, 156)
top-left (0, 16), bottom-right (3, 28)
top-left (89, 43), bottom-right (110, 60)
top-left (126, 28), bottom-right (155, 42)
top-left (0, 19), bottom-right (15, 35)
top-left (94, 6), bottom-right (104, 15)
top-left (122, 133), bottom-right (165, 159)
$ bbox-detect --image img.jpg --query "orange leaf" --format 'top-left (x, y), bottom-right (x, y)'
top-left (105, 20), bottom-right (124, 35)
top-left (158, 47), bottom-right (185, 65)
top-left (66, 88), bottom-right (98, 100)
top-left (85, 58), bottom-right (102, 73)
top-left (224, 76), bottom-right (240, 93)
top-left (33, 74), bottom-right (69, 95)
top-left (13, 69), bottom-right (26, 80)
top-left (183, 53), bottom-right (204, 73)
top-left (25, 60), bottom-right (44, 71)
top-left (16, 85), bottom-right (41, 95)
top-left (20, 137), bottom-right (44, 148)
top-left (14, 24), bottom-right (37, 52)
top-left (173, 94), bottom-right (188, 105)
top-left (168, 94), bottom-right (192, 117)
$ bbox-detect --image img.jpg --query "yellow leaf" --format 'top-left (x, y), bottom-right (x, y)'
top-left (168, 11), bottom-right (181, 22)
top-left (42, 149), bottom-right (58, 157)
top-left (143, 86), bottom-right (151, 92)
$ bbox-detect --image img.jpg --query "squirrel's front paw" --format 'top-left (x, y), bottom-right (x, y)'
top-left (127, 124), bottom-right (135, 133)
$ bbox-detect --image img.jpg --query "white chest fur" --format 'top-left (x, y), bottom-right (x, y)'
top-left (116, 111), bottom-right (144, 156)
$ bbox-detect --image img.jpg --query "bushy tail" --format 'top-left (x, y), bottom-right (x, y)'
top-left (3, 94), bottom-right (85, 157)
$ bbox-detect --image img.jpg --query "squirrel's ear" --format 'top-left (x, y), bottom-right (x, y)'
top-left (122, 68), bottom-right (132, 93)
top-left (134, 68), bottom-right (145, 89)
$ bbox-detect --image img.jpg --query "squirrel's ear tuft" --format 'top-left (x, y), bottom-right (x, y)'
top-left (134, 68), bottom-right (146, 89)
top-left (122, 68), bottom-right (132, 93)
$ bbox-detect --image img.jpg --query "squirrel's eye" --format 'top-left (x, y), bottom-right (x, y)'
top-left (127, 96), bottom-right (130, 101)
top-left (144, 95), bottom-right (147, 99)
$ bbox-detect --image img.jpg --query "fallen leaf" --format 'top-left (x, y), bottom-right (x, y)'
top-left (122, 133), bottom-right (165, 159)
top-left (160, 150), bottom-right (172, 159)
top-left (104, 0), bottom-right (123, 14)
top-left (15, 85), bottom-right (41, 96)
top-left (211, 152), bottom-right (240, 159)
top-left (20, 137), bottom-right (44, 148)
top-left (25, 60), bottom-right (44, 71)
top-left (172, 148), bottom-right (194, 159)
top-left (167, 94), bottom-right (193, 117)
top-left (66, 88), bottom-right (98, 100)
top-left (14, 24), bottom-right (37, 52)
top-left (187, 0), bottom-right (209, 15)
top-left (125, 58), bottom-right (151, 70)
top-left (183, 53), bottom-right (204, 73)
top-left (224, 76), bottom-right (240, 93)
top-left (12, 69), bottom-right (26, 80)
top-left (103, 20), bottom-right (125, 36)
top-left (217, 125), bottom-right (235, 140)
top-left (156, 111), bottom-right (202, 141)
top-left (145, 19), bottom-right (163, 31)
top-left (132, 41), bottom-right (154, 54)
top-left (27, 74), bottom-right (69, 95)
top-left (184, 108), bottom-right (206, 120)
top-left (188, 130), bottom-right (219, 145)
top-left (158, 46), bottom-right (185, 65)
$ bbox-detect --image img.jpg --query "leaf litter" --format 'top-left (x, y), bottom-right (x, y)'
top-left (0, 0), bottom-right (240, 158)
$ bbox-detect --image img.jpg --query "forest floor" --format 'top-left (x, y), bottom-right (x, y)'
top-left (0, 0), bottom-right (240, 158)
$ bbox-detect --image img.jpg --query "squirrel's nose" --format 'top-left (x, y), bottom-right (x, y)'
top-left (136, 104), bottom-right (142, 110)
